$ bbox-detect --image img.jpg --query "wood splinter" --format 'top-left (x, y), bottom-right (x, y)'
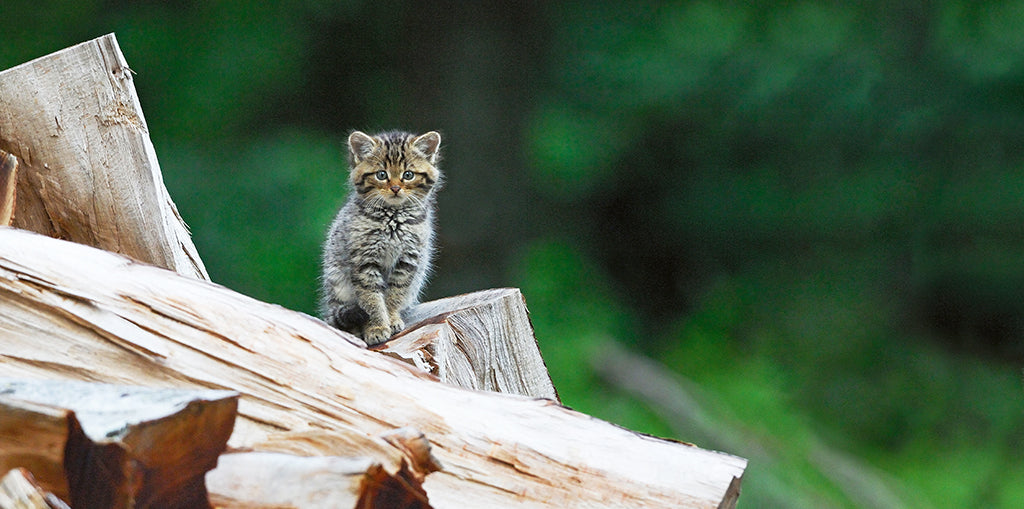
top-left (0, 149), bottom-right (16, 226)
top-left (0, 468), bottom-right (70, 509)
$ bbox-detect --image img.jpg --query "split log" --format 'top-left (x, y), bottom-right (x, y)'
top-left (0, 34), bottom-right (207, 280)
top-left (0, 378), bottom-right (237, 509)
top-left (0, 227), bottom-right (747, 508)
top-left (381, 288), bottom-right (559, 400)
top-left (0, 150), bottom-right (15, 226)
top-left (207, 450), bottom-right (432, 509)
top-left (207, 453), bottom-right (385, 509)
top-left (209, 427), bottom-right (438, 508)
top-left (0, 468), bottom-right (69, 509)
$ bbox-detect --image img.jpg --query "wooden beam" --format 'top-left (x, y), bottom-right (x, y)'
top-left (0, 34), bottom-right (207, 279)
top-left (0, 228), bottom-right (747, 508)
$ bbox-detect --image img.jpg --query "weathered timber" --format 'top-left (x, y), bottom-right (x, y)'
top-left (0, 378), bottom-right (237, 509)
top-left (0, 228), bottom-right (747, 509)
top-left (0, 468), bottom-right (69, 509)
top-left (380, 288), bottom-right (558, 400)
top-left (0, 150), bottom-right (15, 226)
top-left (0, 34), bottom-right (206, 279)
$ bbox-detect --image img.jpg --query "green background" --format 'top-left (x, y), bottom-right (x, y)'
top-left (4, 1), bottom-right (1024, 507)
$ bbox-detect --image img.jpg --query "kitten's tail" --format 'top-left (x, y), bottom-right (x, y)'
top-left (326, 303), bottom-right (369, 334)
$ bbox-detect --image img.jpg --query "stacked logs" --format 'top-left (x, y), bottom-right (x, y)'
top-left (0, 34), bottom-right (746, 509)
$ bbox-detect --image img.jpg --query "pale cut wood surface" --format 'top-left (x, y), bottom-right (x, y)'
top-left (207, 453), bottom-right (377, 509)
top-left (0, 378), bottom-right (238, 509)
top-left (380, 288), bottom-right (559, 401)
top-left (0, 34), bottom-right (207, 279)
top-left (207, 451), bottom-right (432, 509)
top-left (209, 427), bottom-right (438, 508)
top-left (0, 228), bottom-right (747, 509)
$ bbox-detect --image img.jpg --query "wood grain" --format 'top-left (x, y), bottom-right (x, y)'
top-left (0, 34), bottom-right (206, 279)
top-left (380, 288), bottom-right (558, 401)
top-left (207, 451), bottom-right (432, 509)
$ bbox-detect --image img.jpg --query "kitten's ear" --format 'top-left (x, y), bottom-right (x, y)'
top-left (412, 131), bottom-right (442, 163)
top-left (348, 131), bottom-right (379, 164)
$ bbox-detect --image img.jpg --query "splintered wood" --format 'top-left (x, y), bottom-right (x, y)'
top-left (0, 468), bottom-right (68, 509)
top-left (0, 150), bottom-right (15, 226)
top-left (0, 34), bottom-right (207, 280)
top-left (381, 288), bottom-right (559, 400)
top-left (0, 228), bottom-right (747, 508)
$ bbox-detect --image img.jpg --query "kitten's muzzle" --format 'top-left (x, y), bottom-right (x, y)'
top-left (390, 185), bottom-right (401, 195)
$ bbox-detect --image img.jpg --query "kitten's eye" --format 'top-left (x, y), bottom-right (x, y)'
top-left (375, 170), bottom-right (388, 181)
top-left (402, 170), bottom-right (414, 181)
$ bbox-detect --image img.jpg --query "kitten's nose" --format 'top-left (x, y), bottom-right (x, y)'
top-left (390, 185), bottom-right (401, 195)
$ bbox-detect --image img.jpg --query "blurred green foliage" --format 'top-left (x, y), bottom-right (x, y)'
top-left (4, 1), bottom-right (1024, 507)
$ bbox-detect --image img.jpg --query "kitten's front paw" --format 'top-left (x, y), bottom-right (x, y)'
top-left (362, 324), bottom-right (392, 346)
top-left (388, 317), bottom-right (405, 336)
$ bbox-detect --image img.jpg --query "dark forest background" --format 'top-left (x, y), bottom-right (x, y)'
top-left (4, 1), bottom-right (1024, 507)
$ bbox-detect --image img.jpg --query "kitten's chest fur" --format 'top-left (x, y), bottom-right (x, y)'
top-left (344, 200), bottom-right (433, 266)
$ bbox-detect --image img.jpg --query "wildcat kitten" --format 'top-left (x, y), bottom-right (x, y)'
top-left (319, 130), bottom-right (442, 345)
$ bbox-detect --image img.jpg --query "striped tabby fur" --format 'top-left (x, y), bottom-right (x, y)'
top-left (320, 130), bottom-right (443, 345)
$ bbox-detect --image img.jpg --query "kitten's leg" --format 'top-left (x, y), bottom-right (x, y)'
top-left (352, 262), bottom-right (391, 345)
top-left (383, 253), bottom-right (423, 335)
